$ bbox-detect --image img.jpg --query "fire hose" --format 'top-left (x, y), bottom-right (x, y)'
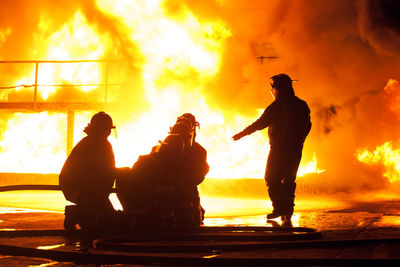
top-left (0, 185), bottom-right (400, 265)
top-left (0, 184), bottom-right (61, 192)
top-left (0, 229), bottom-right (400, 265)
top-left (0, 184), bottom-right (117, 192)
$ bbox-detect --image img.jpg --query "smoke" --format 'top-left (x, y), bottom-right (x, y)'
top-left (357, 0), bottom-right (400, 58)
top-left (172, 0), bottom-right (400, 194)
top-left (213, 0), bottom-right (400, 194)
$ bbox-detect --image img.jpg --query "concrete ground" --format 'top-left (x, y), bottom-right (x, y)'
top-left (1, 197), bottom-right (400, 266)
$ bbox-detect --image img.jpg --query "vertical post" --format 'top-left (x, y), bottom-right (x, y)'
top-left (67, 111), bottom-right (75, 156)
top-left (104, 61), bottom-right (109, 103)
top-left (33, 62), bottom-right (39, 109)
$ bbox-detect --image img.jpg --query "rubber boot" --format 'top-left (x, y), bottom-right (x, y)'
top-left (266, 180), bottom-right (285, 220)
top-left (175, 204), bottom-right (194, 232)
top-left (63, 205), bottom-right (78, 231)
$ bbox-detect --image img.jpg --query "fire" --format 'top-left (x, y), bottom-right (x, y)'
top-left (15, 12), bottom-right (106, 100)
top-left (0, 1), bottom-right (321, 180)
top-left (0, 112), bottom-right (66, 173)
top-left (0, 27), bottom-right (12, 46)
top-left (355, 79), bottom-right (400, 184)
top-left (297, 153), bottom-right (325, 177)
top-left (357, 142), bottom-right (400, 183)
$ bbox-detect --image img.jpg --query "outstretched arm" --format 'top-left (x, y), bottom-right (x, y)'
top-left (232, 106), bottom-right (273, 141)
top-left (232, 131), bottom-right (246, 141)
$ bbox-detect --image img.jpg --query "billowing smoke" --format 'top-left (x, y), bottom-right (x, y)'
top-left (213, 0), bottom-right (400, 195)
top-left (1, 0), bottom-right (400, 197)
top-left (358, 0), bottom-right (400, 58)
top-left (180, 0), bottom-right (400, 195)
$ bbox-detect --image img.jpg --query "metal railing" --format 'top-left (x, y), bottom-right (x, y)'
top-left (0, 59), bottom-right (124, 154)
top-left (0, 59), bottom-right (123, 109)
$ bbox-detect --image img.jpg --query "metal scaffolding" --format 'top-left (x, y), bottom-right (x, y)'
top-left (0, 59), bottom-right (122, 154)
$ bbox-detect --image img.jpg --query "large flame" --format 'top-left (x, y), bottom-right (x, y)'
top-left (357, 142), bottom-right (400, 183)
top-left (0, 1), bottom-right (320, 179)
top-left (356, 79), bottom-right (400, 184)
top-left (15, 11), bottom-right (106, 100)
top-left (0, 112), bottom-right (66, 173)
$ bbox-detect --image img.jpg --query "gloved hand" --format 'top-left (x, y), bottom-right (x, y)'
top-left (232, 132), bottom-right (245, 141)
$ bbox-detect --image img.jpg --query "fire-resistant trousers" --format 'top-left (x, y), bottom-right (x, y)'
top-left (265, 145), bottom-right (303, 216)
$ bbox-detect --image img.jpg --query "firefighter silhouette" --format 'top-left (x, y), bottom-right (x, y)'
top-left (173, 113), bottom-right (209, 228)
top-left (116, 113), bottom-right (208, 231)
top-left (59, 111), bottom-right (117, 232)
top-left (233, 74), bottom-right (311, 226)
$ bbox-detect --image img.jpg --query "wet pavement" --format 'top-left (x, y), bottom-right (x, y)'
top-left (1, 197), bottom-right (400, 265)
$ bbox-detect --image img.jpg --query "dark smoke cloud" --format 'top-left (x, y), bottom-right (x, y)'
top-left (357, 0), bottom-right (400, 58)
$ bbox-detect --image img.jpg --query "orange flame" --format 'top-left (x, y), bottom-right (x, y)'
top-left (357, 142), bottom-right (400, 183)
top-left (0, 27), bottom-right (12, 46)
top-left (0, 112), bottom-right (66, 173)
top-left (0, 2), bottom-right (320, 179)
top-left (15, 12), bottom-right (106, 99)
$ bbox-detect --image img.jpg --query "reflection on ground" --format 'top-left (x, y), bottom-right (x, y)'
top-left (1, 192), bottom-right (400, 265)
top-left (1, 191), bottom-right (400, 230)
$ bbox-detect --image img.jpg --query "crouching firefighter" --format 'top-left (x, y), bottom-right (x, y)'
top-left (116, 113), bottom-right (208, 231)
top-left (59, 112), bottom-right (117, 233)
top-left (116, 127), bottom-right (186, 231)
top-left (173, 113), bottom-right (209, 229)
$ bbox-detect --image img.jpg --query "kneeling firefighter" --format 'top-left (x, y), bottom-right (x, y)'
top-left (116, 113), bottom-right (208, 231)
top-left (116, 124), bottom-right (186, 231)
top-left (59, 112), bottom-right (117, 232)
top-left (172, 113), bottom-right (209, 228)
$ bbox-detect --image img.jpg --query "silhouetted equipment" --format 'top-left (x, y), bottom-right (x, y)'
top-left (256, 55), bottom-right (279, 63)
top-left (0, 59), bottom-right (122, 155)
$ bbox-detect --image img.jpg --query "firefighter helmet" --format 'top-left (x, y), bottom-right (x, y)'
top-left (89, 111), bottom-right (115, 130)
top-left (270, 74), bottom-right (293, 90)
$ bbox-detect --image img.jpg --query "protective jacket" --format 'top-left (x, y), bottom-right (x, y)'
top-left (239, 94), bottom-right (311, 216)
top-left (240, 95), bottom-right (311, 150)
top-left (59, 136), bottom-right (116, 204)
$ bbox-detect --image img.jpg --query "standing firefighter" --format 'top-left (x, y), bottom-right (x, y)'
top-left (232, 74), bottom-right (311, 226)
top-left (59, 111), bottom-right (117, 232)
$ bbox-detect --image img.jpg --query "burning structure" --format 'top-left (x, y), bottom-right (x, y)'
top-left (0, 0), bottom-right (400, 205)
